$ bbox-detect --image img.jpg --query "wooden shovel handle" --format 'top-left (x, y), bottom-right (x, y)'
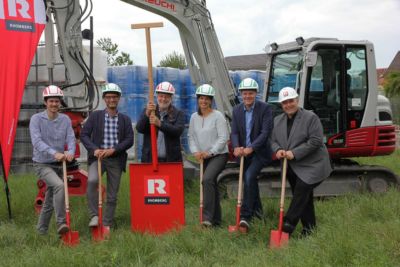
top-left (279, 158), bottom-right (288, 211)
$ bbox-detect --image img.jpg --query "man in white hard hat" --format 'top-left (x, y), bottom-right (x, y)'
top-left (81, 83), bottom-right (134, 229)
top-left (231, 78), bottom-right (273, 230)
top-left (136, 81), bottom-right (185, 163)
top-left (29, 85), bottom-right (76, 235)
top-left (271, 87), bottom-right (332, 237)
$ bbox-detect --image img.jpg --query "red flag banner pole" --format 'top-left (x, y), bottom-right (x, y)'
top-left (0, 144), bottom-right (12, 219)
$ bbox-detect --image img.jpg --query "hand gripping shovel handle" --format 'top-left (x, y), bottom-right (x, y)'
top-left (199, 160), bottom-right (204, 224)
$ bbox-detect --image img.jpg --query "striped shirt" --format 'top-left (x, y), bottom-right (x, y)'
top-left (102, 111), bottom-right (119, 149)
top-left (29, 111), bottom-right (75, 163)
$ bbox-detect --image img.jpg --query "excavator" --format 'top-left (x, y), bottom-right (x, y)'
top-left (33, 0), bottom-right (397, 201)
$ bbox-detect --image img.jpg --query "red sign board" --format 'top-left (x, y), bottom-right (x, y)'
top-left (130, 162), bottom-right (185, 234)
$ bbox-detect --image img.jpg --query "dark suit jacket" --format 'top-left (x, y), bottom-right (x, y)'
top-left (80, 110), bottom-right (134, 172)
top-left (230, 100), bottom-right (273, 165)
top-left (271, 108), bottom-right (332, 184)
top-left (136, 104), bottom-right (185, 163)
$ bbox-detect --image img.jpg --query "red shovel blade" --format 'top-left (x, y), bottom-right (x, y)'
top-left (61, 231), bottom-right (80, 246)
top-left (269, 230), bottom-right (289, 248)
top-left (91, 226), bottom-right (110, 242)
top-left (228, 225), bottom-right (239, 232)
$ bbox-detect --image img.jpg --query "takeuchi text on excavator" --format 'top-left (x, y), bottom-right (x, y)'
top-left (38, 0), bottom-right (398, 197)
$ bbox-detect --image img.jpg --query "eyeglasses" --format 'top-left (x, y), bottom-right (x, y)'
top-left (104, 95), bottom-right (120, 100)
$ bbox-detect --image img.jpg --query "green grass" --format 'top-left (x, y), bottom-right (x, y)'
top-left (0, 151), bottom-right (399, 267)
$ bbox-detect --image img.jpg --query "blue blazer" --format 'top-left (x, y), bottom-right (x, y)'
top-left (231, 100), bottom-right (273, 165)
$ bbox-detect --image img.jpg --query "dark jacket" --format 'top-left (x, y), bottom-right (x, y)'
top-left (231, 100), bottom-right (273, 165)
top-left (136, 104), bottom-right (185, 163)
top-left (80, 110), bottom-right (134, 172)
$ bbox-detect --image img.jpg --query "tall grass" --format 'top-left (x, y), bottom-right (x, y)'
top-left (0, 151), bottom-right (399, 266)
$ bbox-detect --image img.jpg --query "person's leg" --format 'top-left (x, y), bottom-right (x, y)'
top-left (300, 181), bottom-right (322, 235)
top-left (34, 164), bottom-right (66, 233)
top-left (240, 155), bottom-right (264, 222)
top-left (87, 161), bottom-right (100, 219)
top-left (103, 158), bottom-right (122, 226)
top-left (284, 175), bottom-right (314, 234)
top-left (37, 186), bottom-right (54, 234)
top-left (202, 154), bottom-right (228, 225)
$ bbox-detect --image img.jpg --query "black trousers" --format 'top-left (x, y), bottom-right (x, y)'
top-left (284, 166), bottom-right (321, 234)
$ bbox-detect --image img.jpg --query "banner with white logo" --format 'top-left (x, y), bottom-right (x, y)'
top-left (0, 0), bottom-right (46, 178)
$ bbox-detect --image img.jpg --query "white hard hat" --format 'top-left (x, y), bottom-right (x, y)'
top-left (42, 85), bottom-right (63, 100)
top-left (196, 84), bottom-right (215, 97)
top-left (278, 87), bottom-right (298, 102)
top-left (238, 78), bottom-right (259, 92)
top-left (155, 81), bottom-right (175, 95)
top-left (102, 83), bottom-right (122, 96)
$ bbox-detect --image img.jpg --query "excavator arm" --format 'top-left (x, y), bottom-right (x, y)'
top-left (121, 0), bottom-right (238, 119)
top-left (44, 0), bottom-right (97, 111)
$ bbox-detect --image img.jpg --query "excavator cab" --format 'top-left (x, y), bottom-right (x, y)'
top-left (265, 38), bottom-right (396, 158)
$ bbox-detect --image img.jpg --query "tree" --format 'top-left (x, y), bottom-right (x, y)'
top-left (96, 37), bottom-right (133, 66)
top-left (384, 71), bottom-right (400, 98)
top-left (158, 51), bottom-right (187, 69)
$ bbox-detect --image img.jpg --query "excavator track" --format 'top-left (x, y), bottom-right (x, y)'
top-left (217, 159), bottom-right (399, 199)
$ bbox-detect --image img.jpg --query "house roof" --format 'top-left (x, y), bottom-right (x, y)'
top-left (225, 53), bottom-right (267, 71)
top-left (386, 51), bottom-right (400, 74)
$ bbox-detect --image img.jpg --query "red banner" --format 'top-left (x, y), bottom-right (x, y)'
top-left (0, 0), bottom-right (46, 178)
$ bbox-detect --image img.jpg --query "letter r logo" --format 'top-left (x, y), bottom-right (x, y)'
top-left (7, 0), bottom-right (31, 19)
top-left (148, 179), bottom-right (167, 194)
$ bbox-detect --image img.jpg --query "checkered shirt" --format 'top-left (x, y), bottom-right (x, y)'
top-left (102, 112), bottom-right (119, 149)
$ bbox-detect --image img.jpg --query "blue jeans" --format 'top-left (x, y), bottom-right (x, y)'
top-left (240, 154), bottom-right (265, 221)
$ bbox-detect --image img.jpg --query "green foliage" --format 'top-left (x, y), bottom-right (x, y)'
top-left (96, 37), bottom-right (133, 66)
top-left (158, 51), bottom-right (187, 69)
top-left (384, 71), bottom-right (400, 98)
top-left (0, 150), bottom-right (399, 266)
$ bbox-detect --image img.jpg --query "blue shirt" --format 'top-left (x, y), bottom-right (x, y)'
top-left (29, 111), bottom-right (76, 163)
top-left (102, 111), bottom-right (119, 149)
top-left (244, 103), bottom-right (255, 147)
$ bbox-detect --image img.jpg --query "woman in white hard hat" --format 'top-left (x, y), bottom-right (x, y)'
top-left (271, 87), bottom-right (332, 237)
top-left (188, 84), bottom-right (229, 227)
top-left (136, 81), bottom-right (185, 163)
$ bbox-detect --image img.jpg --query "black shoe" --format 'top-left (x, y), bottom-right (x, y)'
top-left (300, 227), bottom-right (314, 237)
top-left (282, 222), bottom-right (295, 234)
top-left (239, 219), bottom-right (250, 229)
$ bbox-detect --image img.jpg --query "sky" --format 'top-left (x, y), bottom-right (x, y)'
top-left (80, 0), bottom-right (400, 68)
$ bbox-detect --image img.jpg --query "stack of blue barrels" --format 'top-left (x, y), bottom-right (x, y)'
top-left (107, 66), bottom-right (266, 157)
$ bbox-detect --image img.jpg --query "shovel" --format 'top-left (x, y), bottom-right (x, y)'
top-left (269, 157), bottom-right (289, 248)
top-left (228, 156), bottom-right (246, 233)
top-left (91, 158), bottom-right (110, 241)
top-left (199, 160), bottom-right (204, 224)
top-left (129, 22), bottom-right (185, 234)
top-left (61, 160), bottom-right (80, 246)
